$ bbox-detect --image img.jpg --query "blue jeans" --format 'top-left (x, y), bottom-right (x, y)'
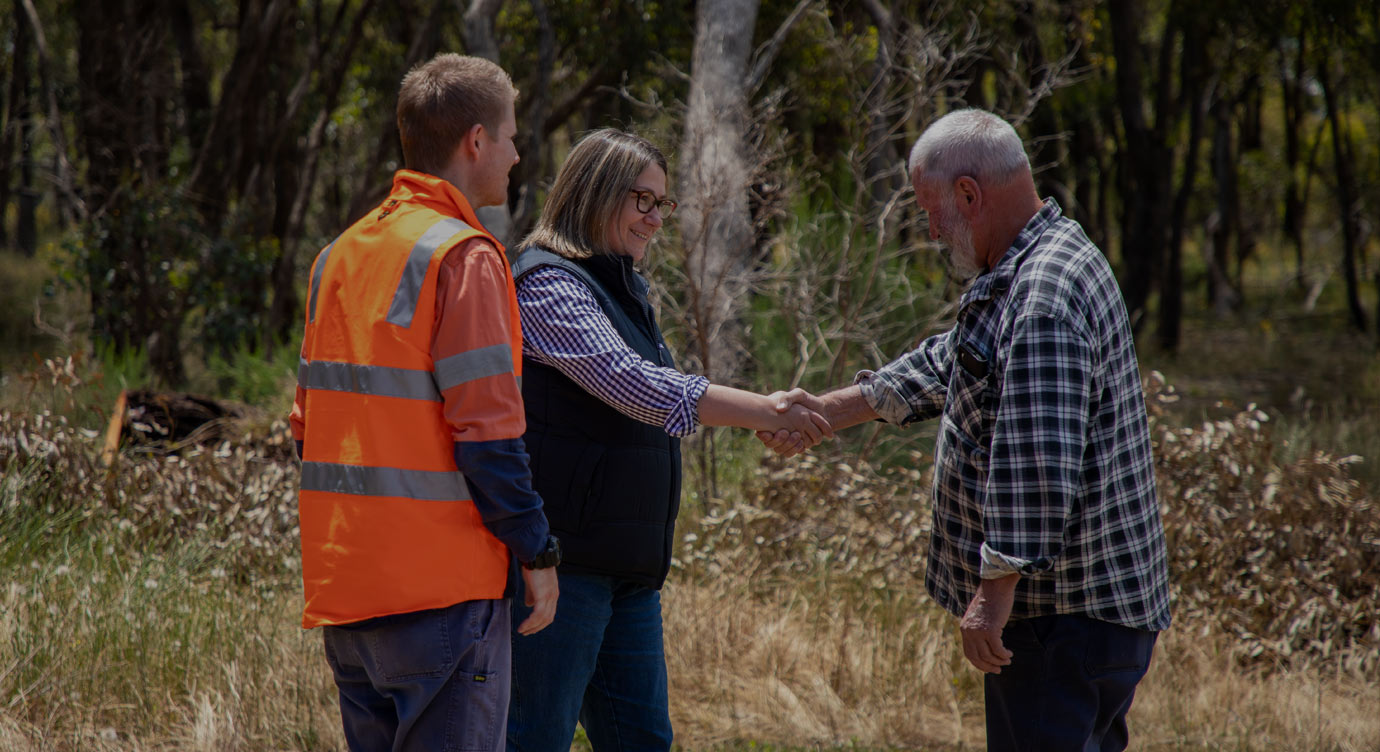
top-left (322, 599), bottom-right (512, 752)
top-left (984, 614), bottom-right (1158, 752)
top-left (507, 571), bottom-right (672, 751)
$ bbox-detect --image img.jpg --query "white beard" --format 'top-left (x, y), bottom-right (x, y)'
top-left (941, 224), bottom-right (982, 281)
top-left (932, 193), bottom-right (983, 281)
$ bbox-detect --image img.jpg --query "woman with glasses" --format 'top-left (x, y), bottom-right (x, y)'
top-left (506, 128), bottom-right (830, 749)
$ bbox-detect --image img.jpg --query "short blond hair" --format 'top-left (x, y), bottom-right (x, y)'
top-left (523, 129), bottom-right (669, 260)
top-left (396, 53), bottom-right (517, 176)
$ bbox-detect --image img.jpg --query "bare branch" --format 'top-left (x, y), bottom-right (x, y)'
top-left (747, 0), bottom-right (815, 93)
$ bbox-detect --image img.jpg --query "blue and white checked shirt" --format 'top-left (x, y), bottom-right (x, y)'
top-left (858, 199), bottom-right (1171, 631)
top-left (515, 265), bottom-right (710, 437)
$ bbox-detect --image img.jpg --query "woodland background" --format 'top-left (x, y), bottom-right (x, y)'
top-left (1, 0), bottom-right (1378, 750)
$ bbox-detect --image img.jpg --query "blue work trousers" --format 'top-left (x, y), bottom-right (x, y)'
top-left (322, 598), bottom-right (512, 752)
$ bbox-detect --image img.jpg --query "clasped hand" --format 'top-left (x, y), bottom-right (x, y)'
top-left (757, 388), bottom-right (832, 458)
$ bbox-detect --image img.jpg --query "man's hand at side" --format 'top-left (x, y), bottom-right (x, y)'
top-left (959, 573), bottom-right (1018, 673)
top-left (517, 567), bottom-right (558, 635)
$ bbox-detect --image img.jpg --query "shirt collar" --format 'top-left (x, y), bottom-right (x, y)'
top-left (959, 197), bottom-right (1062, 308)
top-left (389, 169), bottom-right (496, 245)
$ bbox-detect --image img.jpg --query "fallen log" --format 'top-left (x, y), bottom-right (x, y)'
top-left (118, 389), bottom-right (245, 452)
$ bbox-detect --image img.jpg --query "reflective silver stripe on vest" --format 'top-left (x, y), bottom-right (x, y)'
top-left (300, 461), bottom-right (471, 501)
top-left (434, 343), bottom-right (513, 392)
top-left (298, 359), bottom-right (441, 401)
top-left (386, 218), bottom-right (473, 329)
top-left (308, 238), bottom-right (339, 324)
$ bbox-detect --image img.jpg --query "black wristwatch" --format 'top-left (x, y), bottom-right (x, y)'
top-left (522, 535), bottom-right (562, 570)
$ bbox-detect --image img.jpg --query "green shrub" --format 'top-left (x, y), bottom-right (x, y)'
top-left (194, 342), bottom-right (299, 410)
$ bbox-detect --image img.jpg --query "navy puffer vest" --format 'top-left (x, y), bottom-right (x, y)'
top-left (511, 246), bottom-right (682, 588)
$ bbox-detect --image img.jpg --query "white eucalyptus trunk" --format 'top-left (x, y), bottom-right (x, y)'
top-left (677, 0), bottom-right (760, 382)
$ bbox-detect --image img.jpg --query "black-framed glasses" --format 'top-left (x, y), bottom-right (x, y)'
top-left (628, 189), bottom-right (677, 218)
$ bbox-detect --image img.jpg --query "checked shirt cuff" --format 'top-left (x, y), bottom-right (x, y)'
top-left (854, 370), bottom-right (914, 426)
top-left (672, 375), bottom-right (711, 437)
top-left (980, 542), bottom-right (1054, 579)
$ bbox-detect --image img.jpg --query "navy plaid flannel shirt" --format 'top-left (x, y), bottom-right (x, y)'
top-left (858, 199), bottom-right (1171, 631)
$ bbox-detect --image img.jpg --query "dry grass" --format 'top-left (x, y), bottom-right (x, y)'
top-left (664, 578), bottom-right (1380, 751)
top-left (665, 579), bottom-right (980, 749)
top-left (1134, 627), bottom-right (1380, 751)
top-left (1, 360), bottom-right (1377, 751)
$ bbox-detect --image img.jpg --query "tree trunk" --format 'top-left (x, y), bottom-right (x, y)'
top-left (1279, 31), bottom-right (1307, 287)
top-left (1108, 0), bottom-right (1174, 330)
top-left (1017, 0), bottom-right (1069, 208)
top-left (461, 0), bottom-right (503, 65)
top-left (345, 0), bottom-right (445, 226)
top-left (1060, 3), bottom-right (1107, 246)
top-left (1158, 14), bottom-right (1209, 353)
top-left (1207, 98), bottom-right (1240, 314)
top-left (184, 0), bottom-right (292, 228)
top-left (77, 0), bottom-right (187, 385)
top-left (678, 0), bottom-right (760, 383)
top-left (0, 11), bottom-right (10, 250)
top-left (955, 56), bottom-right (992, 110)
top-left (168, 0), bottom-right (212, 150)
top-left (508, 0), bottom-right (554, 246)
top-left (266, 0), bottom-right (381, 346)
top-left (1317, 56), bottom-right (1367, 331)
top-left (3, 0), bottom-right (34, 254)
top-left (78, 0), bottom-right (139, 350)
top-left (1233, 75), bottom-right (1262, 285)
top-left (19, 0), bottom-right (82, 226)
top-left (459, 0), bottom-right (515, 243)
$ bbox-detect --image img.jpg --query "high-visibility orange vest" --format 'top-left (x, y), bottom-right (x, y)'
top-left (295, 170), bottom-right (522, 628)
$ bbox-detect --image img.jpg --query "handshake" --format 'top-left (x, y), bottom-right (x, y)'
top-left (756, 387), bottom-right (833, 459)
top-left (700, 383), bottom-right (866, 457)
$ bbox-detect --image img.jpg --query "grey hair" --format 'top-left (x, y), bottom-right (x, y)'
top-left (907, 109), bottom-right (1029, 185)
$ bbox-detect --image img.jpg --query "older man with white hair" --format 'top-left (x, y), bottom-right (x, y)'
top-left (763, 108), bottom-right (1171, 751)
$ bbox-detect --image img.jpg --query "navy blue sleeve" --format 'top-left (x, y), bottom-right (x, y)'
top-left (453, 437), bottom-right (550, 563)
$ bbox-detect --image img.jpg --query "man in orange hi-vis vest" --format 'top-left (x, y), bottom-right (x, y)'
top-left (289, 53), bottom-right (560, 752)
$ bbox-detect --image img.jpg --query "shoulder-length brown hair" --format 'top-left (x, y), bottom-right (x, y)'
top-left (523, 129), bottom-right (669, 260)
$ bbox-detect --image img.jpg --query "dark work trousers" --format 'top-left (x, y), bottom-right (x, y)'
top-left (323, 598), bottom-right (511, 752)
top-left (984, 613), bottom-right (1158, 752)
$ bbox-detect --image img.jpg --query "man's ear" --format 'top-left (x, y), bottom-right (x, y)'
top-left (460, 121), bottom-right (487, 161)
top-left (954, 176), bottom-right (982, 218)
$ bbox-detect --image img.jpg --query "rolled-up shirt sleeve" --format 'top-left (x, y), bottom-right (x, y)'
top-left (516, 266), bottom-right (709, 438)
top-left (854, 329), bottom-right (954, 426)
top-left (979, 313), bottom-right (1093, 579)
